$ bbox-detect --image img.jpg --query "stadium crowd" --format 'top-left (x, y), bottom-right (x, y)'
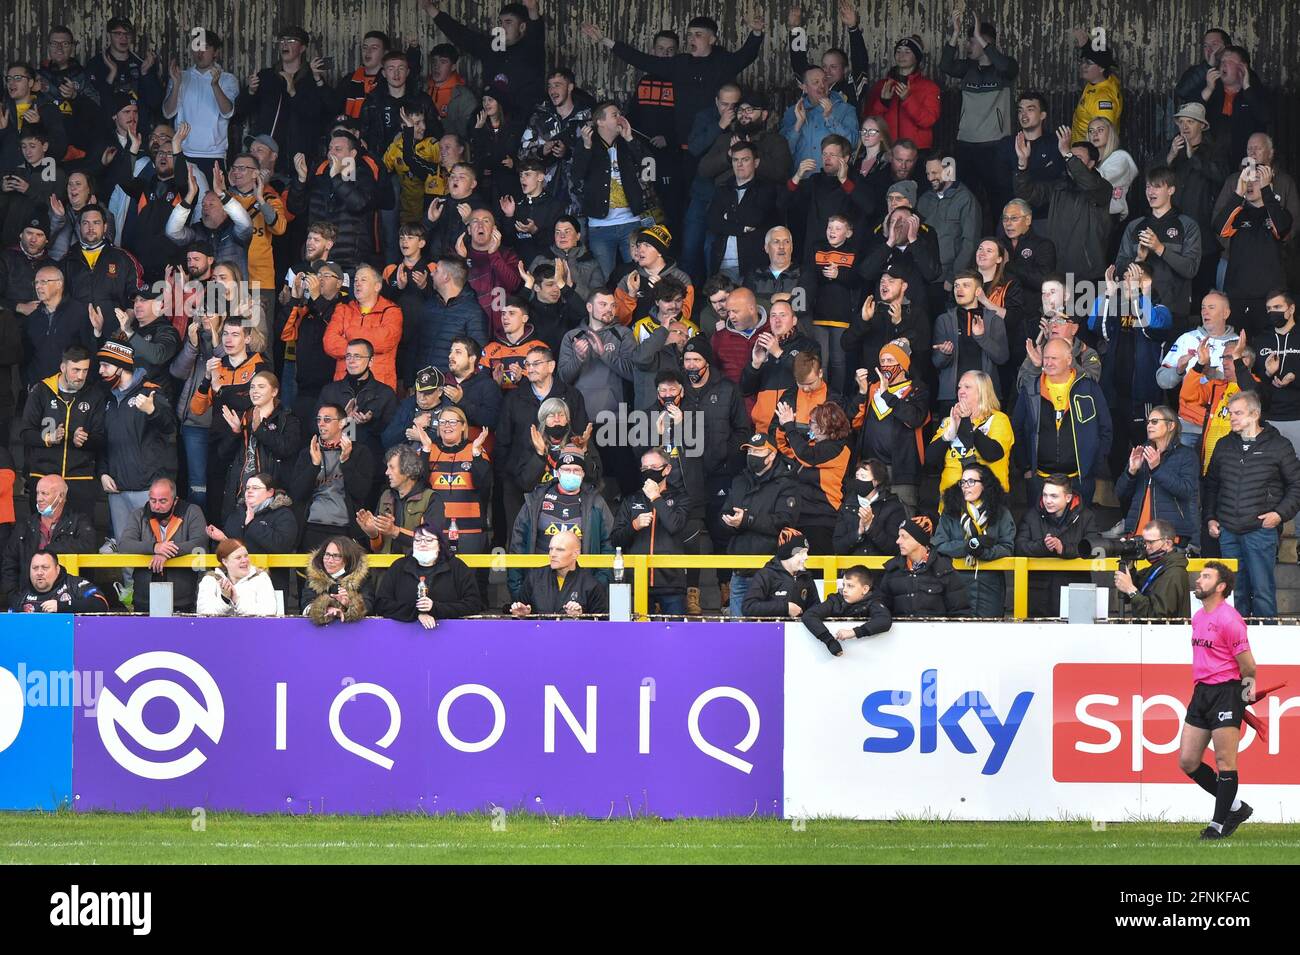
top-left (0, 3), bottom-right (1296, 646)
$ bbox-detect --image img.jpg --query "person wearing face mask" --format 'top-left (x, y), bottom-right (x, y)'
top-left (800, 564), bottom-right (894, 658)
top-left (197, 537), bottom-right (278, 616)
top-left (119, 477), bottom-right (208, 612)
top-left (1252, 291), bottom-right (1300, 461)
top-left (742, 527), bottom-right (819, 619)
top-left (1015, 472), bottom-right (1101, 617)
top-left (0, 474), bottom-right (96, 604)
top-left (508, 447), bottom-right (613, 604)
top-left (933, 463), bottom-right (1015, 617)
top-left (849, 337), bottom-right (929, 505)
top-left (611, 448), bottom-right (691, 615)
top-left (301, 536), bottom-right (374, 626)
top-left (719, 432), bottom-right (801, 615)
top-left (832, 459), bottom-right (908, 558)
top-left (518, 397), bottom-right (605, 493)
top-left (377, 522), bottom-right (483, 628)
top-left (1111, 519), bottom-right (1192, 619)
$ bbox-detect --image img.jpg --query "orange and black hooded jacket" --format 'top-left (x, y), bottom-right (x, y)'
top-left (774, 420), bottom-right (851, 530)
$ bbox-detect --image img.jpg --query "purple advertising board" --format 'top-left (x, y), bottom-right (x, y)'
top-left (72, 618), bottom-right (784, 817)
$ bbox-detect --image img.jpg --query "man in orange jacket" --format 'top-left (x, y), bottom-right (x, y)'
top-left (323, 263), bottom-right (403, 389)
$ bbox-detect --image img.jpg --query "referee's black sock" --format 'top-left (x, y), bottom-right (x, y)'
top-left (1213, 770), bottom-right (1239, 826)
top-left (1186, 762), bottom-right (1218, 795)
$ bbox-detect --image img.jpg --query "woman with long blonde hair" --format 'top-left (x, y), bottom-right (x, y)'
top-left (926, 370), bottom-right (1015, 496)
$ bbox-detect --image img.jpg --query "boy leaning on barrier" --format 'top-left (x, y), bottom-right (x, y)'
top-left (800, 564), bottom-right (893, 657)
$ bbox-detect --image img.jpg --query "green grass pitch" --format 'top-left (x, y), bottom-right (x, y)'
top-left (3, 813), bottom-right (1300, 863)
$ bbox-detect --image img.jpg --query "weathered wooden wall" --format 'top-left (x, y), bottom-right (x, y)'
top-left (2, 1), bottom-right (1295, 170)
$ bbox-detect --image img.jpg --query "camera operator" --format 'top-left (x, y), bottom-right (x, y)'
top-left (1113, 519), bottom-right (1192, 618)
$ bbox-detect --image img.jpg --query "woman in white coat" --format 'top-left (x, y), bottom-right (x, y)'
top-left (196, 538), bottom-right (278, 616)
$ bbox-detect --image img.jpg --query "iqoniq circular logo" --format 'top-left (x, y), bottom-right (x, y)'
top-left (96, 652), bottom-right (225, 779)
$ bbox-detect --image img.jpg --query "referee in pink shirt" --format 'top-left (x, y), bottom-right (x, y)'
top-left (1178, 561), bottom-right (1257, 840)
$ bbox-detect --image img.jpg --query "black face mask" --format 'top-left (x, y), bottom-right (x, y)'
top-left (660, 395), bottom-right (681, 408)
top-left (747, 454), bottom-right (770, 474)
top-left (855, 478), bottom-right (875, 496)
top-left (1269, 310), bottom-right (1290, 329)
top-left (151, 503), bottom-right (174, 522)
top-left (544, 424), bottom-right (568, 443)
top-left (686, 369), bottom-right (704, 385)
top-left (641, 467), bottom-right (665, 484)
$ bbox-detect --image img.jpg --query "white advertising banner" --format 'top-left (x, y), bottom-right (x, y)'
top-left (783, 622), bottom-right (1300, 822)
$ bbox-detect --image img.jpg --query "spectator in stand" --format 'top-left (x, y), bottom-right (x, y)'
top-left (878, 515), bottom-right (971, 617)
top-left (801, 564), bottom-right (893, 657)
top-left (1212, 160), bottom-right (1293, 335)
top-left (928, 369), bottom-right (1014, 495)
top-left (280, 261), bottom-right (350, 426)
top-left (319, 339), bottom-right (398, 473)
top-left (707, 141), bottom-right (781, 283)
top-left (333, 30), bottom-right (389, 120)
top-left (1088, 118), bottom-right (1137, 227)
top-left (0, 476), bottom-right (96, 602)
top-left (998, 199), bottom-right (1056, 296)
top-left (165, 166), bottom-right (254, 278)
top-left (1204, 389), bottom-right (1300, 617)
top-left (918, 155), bottom-right (982, 296)
top-left (748, 227), bottom-right (802, 317)
top-left (742, 298), bottom-right (819, 433)
top-left (510, 529), bottom-right (607, 618)
top-left (161, 30), bottom-right (239, 183)
top-left (196, 537), bottom-right (278, 616)
top-left (711, 287), bottom-right (766, 387)
top-left (742, 528), bottom-right (819, 619)
top-left (420, 256), bottom-right (489, 377)
top-left (994, 93), bottom-right (1066, 222)
top-left (786, 2), bottom-right (871, 111)
top-left (611, 447), bottom-right (691, 615)
top-left (422, 0), bottom-right (546, 116)
top-left (1069, 26), bottom-right (1123, 142)
top-left (387, 105), bottom-right (446, 231)
top-left (842, 266), bottom-right (931, 382)
top-left (515, 397), bottom-right (605, 497)
top-left (20, 344), bottom-right (104, 516)
top-left (531, 216), bottom-right (607, 303)
top-left (0, 62), bottom-right (68, 169)
top-left (288, 131), bottom-right (378, 271)
top-left (480, 298), bottom-right (549, 390)
top-left (517, 69), bottom-right (593, 215)
top-left (803, 213), bottom-right (861, 394)
top-left (0, 125), bottom-right (65, 247)
top-left (781, 65), bottom-right (859, 171)
top-left (1165, 102), bottom-right (1230, 298)
top-left (833, 458), bottom-right (909, 558)
top-left (1213, 135), bottom-right (1300, 270)
top-left (423, 161), bottom-right (483, 259)
top-left (1204, 46), bottom-right (1272, 165)
top-left (773, 397), bottom-right (851, 554)
top-left (1012, 336), bottom-right (1112, 504)
top-left (851, 116), bottom-right (893, 209)
top-left (933, 462), bottom-right (1014, 617)
top-left (783, 133), bottom-right (872, 273)
top-left (99, 340), bottom-right (177, 546)
top-left (1115, 166), bottom-right (1202, 328)
top-left (848, 340), bottom-right (929, 507)
top-left (236, 28), bottom-right (329, 176)
top-left (519, 262), bottom-right (586, 352)
top-left (939, 11), bottom-right (1018, 218)
top-left (719, 431), bottom-right (801, 614)
top-left (300, 536), bottom-right (374, 625)
top-left (209, 473), bottom-right (300, 601)
top-left (1114, 406), bottom-right (1201, 550)
top-left (356, 444), bottom-right (434, 556)
top-left (1179, 333), bottom-right (1259, 479)
top-left (11, 549), bottom-right (108, 613)
top-left (423, 408), bottom-right (493, 552)
top-left (973, 237), bottom-right (1031, 394)
top-left (1113, 519), bottom-right (1193, 619)
top-left (1254, 291), bottom-right (1300, 462)
top-left (288, 401), bottom-right (376, 549)
top-left (219, 370), bottom-right (301, 508)
top-left (119, 477), bottom-right (208, 613)
top-left (864, 36), bottom-right (941, 151)
top-left (377, 523), bottom-right (482, 627)
top-left (461, 207), bottom-right (521, 340)
top-left (624, 31), bottom-right (682, 233)
top-left (1016, 472), bottom-right (1100, 617)
top-left (933, 271), bottom-right (1010, 407)
top-left (324, 264), bottom-right (403, 389)
top-left (559, 285), bottom-right (636, 426)
top-left (500, 158), bottom-right (564, 269)
top-left (1175, 28), bottom-right (1231, 107)
top-left (3, 215), bottom-right (58, 364)
top-left (382, 222), bottom-right (432, 384)
top-left (443, 336), bottom-right (501, 433)
top-left (1013, 126), bottom-right (1111, 283)
top-left (856, 190), bottom-right (942, 304)
top-left (508, 446), bottom-right (613, 600)
top-left (469, 86), bottom-right (526, 206)
top-left (1089, 262), bottom-right (1174, 475)
top-left (189, 316), bottom-right (266, 522)
top-left (87, 17), bottom-right (164, 127)
top-left (66, 205), bottom-right (144, 326)
top-left (1015, 284), bottom-right (1103, 392)
top-left (571, 101), bottom-right (652, 279)
top-left (612, 225), bottom-right (694, 327)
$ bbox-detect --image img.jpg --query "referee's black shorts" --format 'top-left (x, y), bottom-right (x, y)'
top-left (1185, 679), bottom-right (1246, 731)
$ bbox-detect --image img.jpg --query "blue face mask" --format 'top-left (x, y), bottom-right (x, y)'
top-left (558, 472), bottom-right (582, 493)
top-left (38, 503), bottom-right (56, 518)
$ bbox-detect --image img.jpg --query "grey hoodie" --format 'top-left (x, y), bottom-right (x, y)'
top-left (938, 43), bottom-right (1018, 144)
top-left (917, 181), bottom-right (982, 283)
top-left (557, 320), bottom-right (637, 421)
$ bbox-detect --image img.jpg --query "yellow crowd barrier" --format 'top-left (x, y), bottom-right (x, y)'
top-left (59, 552), bottom-right (1236, 620)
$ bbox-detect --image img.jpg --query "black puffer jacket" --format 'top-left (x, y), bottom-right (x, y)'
top-left (741, 556), bottom-right (819, 618)
top-left (878, 553), bottom-right (971, 617)
top-left (373, 552), bottom-right (483, 621)
top-left (832, 493), bottom-right (909, 557)
top-left (1013, 156), bottom-right (1111, 280)
top-left (287, 158), bottom-right (378, 271)
top-left (1014, 495), bottom-right (1100, 617)
top-left (688, 371), bottom-right (751, 480)
top-left (1204, 423), bottom-right (1300, 534)
top-left (720, 464), bottom-right (802, 569)
top-left (801, 590), bottom-right (893, 654)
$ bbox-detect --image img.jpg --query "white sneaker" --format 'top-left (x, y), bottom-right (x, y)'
top-left (1101, 521), bottom-right (1125, 539)
top-left (99, 537), bottom-right (119, 554)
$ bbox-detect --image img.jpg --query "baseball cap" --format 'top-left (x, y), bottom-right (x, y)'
top-left (414, 366), bottom-right (445, 392)
top-left (741, 432), bottom-right (776, 453)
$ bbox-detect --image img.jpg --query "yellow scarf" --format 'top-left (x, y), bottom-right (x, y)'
top-left (1041, 373), bottom-right (1075, 430)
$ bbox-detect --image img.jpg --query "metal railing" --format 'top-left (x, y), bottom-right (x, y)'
top-left (58, 553), bottom-right (1236, 620)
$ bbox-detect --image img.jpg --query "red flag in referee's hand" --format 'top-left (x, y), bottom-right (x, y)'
top-left (1242, 682), bottom-right (1287, 742)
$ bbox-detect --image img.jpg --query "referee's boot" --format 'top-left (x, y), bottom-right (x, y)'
top-left (1220, 802), bottom-right (1254, 838)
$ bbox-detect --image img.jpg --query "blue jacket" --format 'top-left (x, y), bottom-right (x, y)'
top-left (780, 92), bottom-right (859, 170)
top-left (416, 288), bottom-right (489, 373)
top-left (1088, 291), bottom-right (1172, 407)
top-left (1114, 441), bottom-right (1202, 551)
top-left (1011, 372), bottom-right (1112, 480)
